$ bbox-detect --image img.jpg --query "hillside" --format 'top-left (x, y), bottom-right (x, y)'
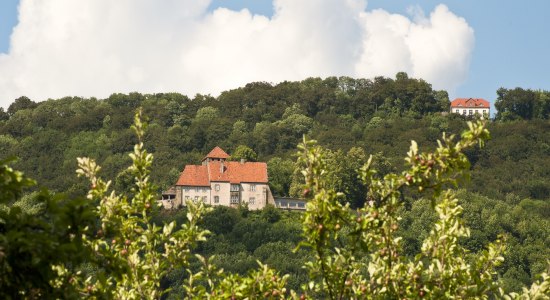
top-left (0, 74), bottom-right (549, 294)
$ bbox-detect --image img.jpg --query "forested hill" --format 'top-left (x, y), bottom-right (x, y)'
top-left (0, 73), bottom-right (549, 202)
top-left (0, 73), bottom-right (549, 292)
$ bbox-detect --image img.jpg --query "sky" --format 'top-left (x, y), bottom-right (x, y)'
top-left (0, 0), bottom-right (549, 111)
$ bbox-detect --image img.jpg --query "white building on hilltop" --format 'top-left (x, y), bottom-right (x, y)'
top-left (450, 98), bottom-right (490, 118)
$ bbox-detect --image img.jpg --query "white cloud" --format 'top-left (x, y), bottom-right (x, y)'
top-left (356, 4), bottom-right (474, 92)
top-left (0, 0), bottom-right (474, 108)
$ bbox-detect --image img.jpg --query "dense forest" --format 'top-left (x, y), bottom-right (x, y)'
top-left (1, 73), bottom-right (549, 297)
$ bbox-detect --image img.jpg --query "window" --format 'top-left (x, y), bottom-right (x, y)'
top-left (215, 184), bottom-right (220, 191)
top-left (195, 187), bottom-right (199, 193)
top-left (202, 196), bottom-right (208, 203)
top-left (230, 184), bottom-right (240, 192)
top-left (469, 110), bottom-right (473, 115)
top-left (463, 110), bottom-right (466, 115)
top-left (249, 197), bottom-right (255, 205)
top-left (230, 195), bottom-right (239, 204)
top-left (194, 196), bottom-right (199, 202)
top-left (214, 196), bottom-right (219, 204)
top-left (185, 196), bottom-right (190, 201)
top-left (250, 184), bottom-right (256, 192)
top-left (162, 194), bottom-right (175, 200)
top-left (184, 187), bottom-right (189, 193)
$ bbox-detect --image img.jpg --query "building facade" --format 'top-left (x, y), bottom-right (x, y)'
top-left (274, 197), bottom-right (307, 211)
top-left (170, 147), bottom-right (275, 210)
top-left (450, 98), bottom-right (490, 118)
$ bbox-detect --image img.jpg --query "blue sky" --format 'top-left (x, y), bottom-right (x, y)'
top-left (1, 0), bottom-right (549, 109)
top-left (372, 0), bottom-right (550, 99)
top-left (0, 0), bottom-right (18, 53)
top-left (209, 0), bottom-right (550, 106)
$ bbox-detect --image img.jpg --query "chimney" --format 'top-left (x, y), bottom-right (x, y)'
top-left (220, 161), bottom-right (224, 173)
top-left (240, 158), bottom-right (245, 164)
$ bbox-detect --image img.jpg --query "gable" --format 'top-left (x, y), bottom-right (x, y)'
top-left (450, 98), bottom-right (490, 108)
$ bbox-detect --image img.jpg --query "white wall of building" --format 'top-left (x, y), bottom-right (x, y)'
top-left (210, 182), bottom-right (231, 207)
top-left (240, 183), bottom-right (269, 210)
top-left (177, 182), bottom-right (272, 210)
top-left (452, 107), bottom-right (489, 117)
top-left (180, 186), bottom-right (211, 206)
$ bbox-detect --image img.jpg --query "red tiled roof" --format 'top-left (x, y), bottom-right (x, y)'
top-left (203, 146), bottom-right (230, 161)
top-left (176, 165), bottom-right (210, 186)
top-left (176, 160), bottom-right (268, 186)
top-left (207, 161), bottom-right (268, 184)
top-left (451, 98), bottom-right (490, 108)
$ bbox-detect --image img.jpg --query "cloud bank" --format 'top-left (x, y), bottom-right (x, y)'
top-left (0, 0), bottom-right (474, 108)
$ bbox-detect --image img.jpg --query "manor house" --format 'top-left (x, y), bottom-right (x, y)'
top-left (167, 147), bottom-right (275, 210)
top-left (450, 98), bottom-right (490, 118)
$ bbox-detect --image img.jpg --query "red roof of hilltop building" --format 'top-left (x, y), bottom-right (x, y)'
top-left (176, 147), bottom-right (268, 186)
top-left (451, 98), bottom-right (490, 108)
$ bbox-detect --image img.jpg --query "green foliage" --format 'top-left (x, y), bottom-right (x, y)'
top-left (1, 112), bottom-right (550, 299)
top-left (195, 106), bottom-right (220, 122)
top-left (0, 159), bottom-right (95, 299)
top-left (261, 204), bottom-right (282, 223)
top-left (0, 134), bottom-right (18, 158)
top-left (0, 108), bottom-right (8, 122)
top-left (7, 96), bottom-right (37, 116)
top-left (290, 146), bottom-right (369, 208)
top-left (0, 75), bottom-right (455, 195)
top-left (231, 145), bottom-right (258, 162)
top-left (495, 87), bottom-right (550, 120)
top-left (469, 120), bottom-right (550, 201)
top-left (1, 78), bottom-right (550, 296)
top-left (294, 121), bottom-right (549, 299)
top-left (71, 111), bottom-right (291, 298)
top-left (74, 109), bottom-right (211, 298)
top-left (200, 205), bottom-right (242, 235)
top-left (267, 157), bottom-right (294, 196)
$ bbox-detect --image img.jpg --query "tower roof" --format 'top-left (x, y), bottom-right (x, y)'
top-left (177, 146), bottom-right (269, 186)
top-left (203, 146), bottom-right (230, 161)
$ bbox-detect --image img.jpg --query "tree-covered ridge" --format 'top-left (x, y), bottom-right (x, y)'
top-left (0, 74), bottom-right (549, 295)
top-left (0, 74), bottom-right (451, 195)
top-left (495, 87), bottom-right (550, 121)
top-left (1, 114), bottom-right (548, 298)
top-left (1, 74), bottom-right (549, 201)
